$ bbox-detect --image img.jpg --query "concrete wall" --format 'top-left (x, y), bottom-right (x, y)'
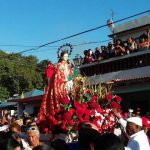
top-left (17, 103), bottom-right (24, 116)
top-left (114, 25), bottom-right (150, 41)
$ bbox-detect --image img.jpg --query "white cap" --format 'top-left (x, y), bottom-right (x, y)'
top-left (127, 117), bottom-right (142, 127)
top-left (0, 125), bottom-right (8, 131)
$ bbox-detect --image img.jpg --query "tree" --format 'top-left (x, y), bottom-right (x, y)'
top-left (36, 59), bottom-right (50, 85)
top-left (0, 50), bottom-right (47, 100)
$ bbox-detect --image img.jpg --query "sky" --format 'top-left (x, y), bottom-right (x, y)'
top-left (0, 0), bottom-right (150, 63)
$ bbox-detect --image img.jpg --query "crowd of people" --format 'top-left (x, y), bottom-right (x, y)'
top-left (0, 107), bottom-right (150, 150)
top-left (83, 30), bottom-right (150, 64)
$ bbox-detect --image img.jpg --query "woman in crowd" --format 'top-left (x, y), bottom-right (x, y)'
top-left (86, 49), bottom-right (95, 63)
top-left (82, 50), bottom-right (89, 64)
top-left (94, 47), bottom-right (101, 60)
top-left (114, 39), bottom-right (125, 56)
top-left (127, 37), bottom-right (138, 53)
top-left (139, 34), bottom-right (149, 50)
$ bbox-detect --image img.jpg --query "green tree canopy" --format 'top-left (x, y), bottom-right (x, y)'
top-left (0, 50), bottom-right (48, 101)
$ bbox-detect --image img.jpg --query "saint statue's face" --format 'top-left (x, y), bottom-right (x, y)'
top-left (62, 53), bottom-right (68, 61)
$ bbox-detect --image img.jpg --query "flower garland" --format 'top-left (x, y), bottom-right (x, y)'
top-left (38, 76), bottom-right (122, 134)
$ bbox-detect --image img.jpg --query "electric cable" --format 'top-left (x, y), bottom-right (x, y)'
top-left (17, 9), bottom-right (150, 54)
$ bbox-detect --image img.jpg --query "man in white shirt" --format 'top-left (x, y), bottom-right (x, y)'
top-left (126, 117), bottom-right (150, 150)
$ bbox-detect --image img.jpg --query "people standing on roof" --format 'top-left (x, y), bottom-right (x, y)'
top-left (107, 42), bottom-right (115, 57)
top-left (127, 37), bottom-right (138, 53)
top-left (114, 39), bottom-right (126, 56)
top-left (139, 33), bottom-right (149, 50)
top-left (94, 47), bottom-right (101, 60)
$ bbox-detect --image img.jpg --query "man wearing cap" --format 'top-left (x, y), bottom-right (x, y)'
top-left (126, 117), bottom-right (150, 150)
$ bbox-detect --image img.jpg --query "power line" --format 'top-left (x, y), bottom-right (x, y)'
top-left (0, 44), bottom-right (59, 48)
top-left (0, 39), bottom-right (111, 49)
top-left (0, 10), bottom-right (149, 56)
top-left (73, 39), bottom-right (111, 46)
top-left (18, 9), bottom-right (150, 54)
top-left (0, 38), bottom-right (111, 55)
top-left (25, 39), bottom-right (112, 54)
top-left (0, 39), bottom-right (107, 62)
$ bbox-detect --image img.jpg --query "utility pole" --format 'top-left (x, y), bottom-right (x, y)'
top-left (111, 9), bottom-right (116, 43)
top-left (111, 9), bottom-right (115, 20)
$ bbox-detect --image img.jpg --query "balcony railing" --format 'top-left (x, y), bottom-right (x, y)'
top-left (79, 49), bottom-right (150, 77)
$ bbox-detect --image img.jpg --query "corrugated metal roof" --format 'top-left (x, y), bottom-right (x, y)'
top-left (113, 15), bottom-right (150, 34)
top-left (23, 89), bottom-right (44, 98)
top-left (114, 66), bottom-right (150, 82)
top-left (88, 66), bottom-right (150, 84)
top-left (13, 89), bottom-right (44, 99)
top-left (0, 102), bottom-right (17, 109)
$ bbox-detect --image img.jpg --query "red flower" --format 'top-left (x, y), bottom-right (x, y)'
top-left (69, 108), bottom-right (75, 115)
top-left (84, 109), bottom-right (91, 116)
top-left (83, 115), bottom-right (90, 121)
top-left (76, 107), bottom-right (84, 117)
top-left (75, 120), bottom-right (80, 127)
top-left (49, 116), bottom-right (58, 125)
top-left (81, 102), bottom-right (88, 109)
top-left (97, 107), bottom-right (103, 113)
top-left (90, 110), bottom-right (96, 116)
top-left (64, 111), bottom-right (73, 121)
top-left (68, 120), bottom-right (74, 126)
top-left (89, 101), bottom-right (99, 109)
top-left (74, 101), bottom-right (81, 108)
top-left (116, 96), bottom-right (122, 103)
top-left (106, 93), bottom-right (113, 101)
top-left (92, 95), bottom-right (97, 101)
top-left (111, 102), bottom-right (120, 109)
top-left (61, 124), bottom-right (69, 132)
top-left (92, 118), bottom-right (99, 126)
top-left (61, 97), bottom-right (70, 105)
top-left (73, 125), bottom-right (78, 132)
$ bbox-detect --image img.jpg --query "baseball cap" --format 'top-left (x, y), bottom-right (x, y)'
top-left (127, 117), bottom-right (142, 127)
top-left (141, 117), bottom-right (150, 128)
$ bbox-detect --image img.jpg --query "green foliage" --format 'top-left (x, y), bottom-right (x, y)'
top-left (0, 86), bottom-right (10, 101)
top-left (36, 59), bottom-right (50, 84)
top-left (0, 50), bottom-right (48, 100)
